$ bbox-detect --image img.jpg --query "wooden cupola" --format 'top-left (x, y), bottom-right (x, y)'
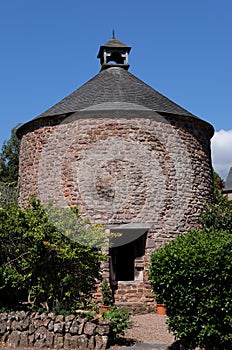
top-left (97, 31), bottom-right (131, 71)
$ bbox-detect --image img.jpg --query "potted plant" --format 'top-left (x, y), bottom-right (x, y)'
top-left (156, 303), bottom-right (167, 315)
top-left (156, 295), bottom-right (167, 315)
top-left (99, 280), bottom-right (113, 313)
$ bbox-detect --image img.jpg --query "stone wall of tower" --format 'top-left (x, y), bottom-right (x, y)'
top-left (18, 114), bottom-right (213, 312)
top-left (19, 114), bottom-right (214, 242)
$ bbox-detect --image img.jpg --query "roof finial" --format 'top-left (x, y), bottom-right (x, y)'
top-left (112, 29), bottom-right (115, 39)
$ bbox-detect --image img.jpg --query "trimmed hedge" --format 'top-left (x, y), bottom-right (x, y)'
top-left (149, 229), bottom-right (232, 349)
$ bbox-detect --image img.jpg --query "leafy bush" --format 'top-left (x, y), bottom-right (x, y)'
top-left (149, 228), bottom-right (232, 349)
top-left (200, 171), bottom-right (232, 232)
top-left (45, 203), bottom-right (110, 249)
top-left (100, 280), bottom-right (113, 306)
top-left (0, 199), bottom-right (104, 311)
top-left (102, 306), bottom-right (131, 339)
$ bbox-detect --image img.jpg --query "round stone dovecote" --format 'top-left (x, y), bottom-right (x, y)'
top-left (17, 36), bottom-right (214, 311)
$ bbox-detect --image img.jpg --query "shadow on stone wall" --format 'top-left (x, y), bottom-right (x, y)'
top-left (0, 311), bottom-right (110, 349)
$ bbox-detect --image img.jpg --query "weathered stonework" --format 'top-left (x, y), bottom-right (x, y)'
top-left (0, 311), bottom-right (110, 349)
top-left (19, 115), bottom-right (213, 229)
top-left (18, 113), bottom-right (214, 312)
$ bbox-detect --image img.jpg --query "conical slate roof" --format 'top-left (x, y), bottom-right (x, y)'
top-left (34, 67), bottom-right (196, 119)
top-left (17, 35), bottom-right (214, 138)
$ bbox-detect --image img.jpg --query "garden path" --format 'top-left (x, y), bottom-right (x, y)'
top-left (110, 313), bottom-right (179, 350)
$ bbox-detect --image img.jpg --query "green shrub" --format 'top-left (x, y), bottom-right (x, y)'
top-left (149, 229), bottom-right (232, 349)
top-left (0, 199), bottom-right (104, 311)
top-left (102, 306), bottom-right (131, 339)
top-left (200, 172), bottom-right (232, 233)
top-left (100, 280), bottom-right (113, 306)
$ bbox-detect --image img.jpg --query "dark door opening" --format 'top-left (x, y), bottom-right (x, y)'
top-left (109, 231), bottom-right (147, 282)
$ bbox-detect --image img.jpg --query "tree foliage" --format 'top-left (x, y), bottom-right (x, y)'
top-left (0, 126), bottom-right (20, 206)
top-left (149, 172), bottom-right (232, 349)
top-left (0, 199), bottom-right (104, 311)
top-left (0, 182), bottom-right (18, 207)
top-left (200, 171), bottom-right (232, 232)
top-left (0, 125), bottom-right (20, 184)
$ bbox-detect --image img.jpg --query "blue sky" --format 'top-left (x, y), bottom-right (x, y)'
top-left (0, 0), bottom-right (231, 178)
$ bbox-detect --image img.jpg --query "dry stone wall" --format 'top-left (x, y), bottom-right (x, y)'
top-left (0, 311), bottom-right (110, 349)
